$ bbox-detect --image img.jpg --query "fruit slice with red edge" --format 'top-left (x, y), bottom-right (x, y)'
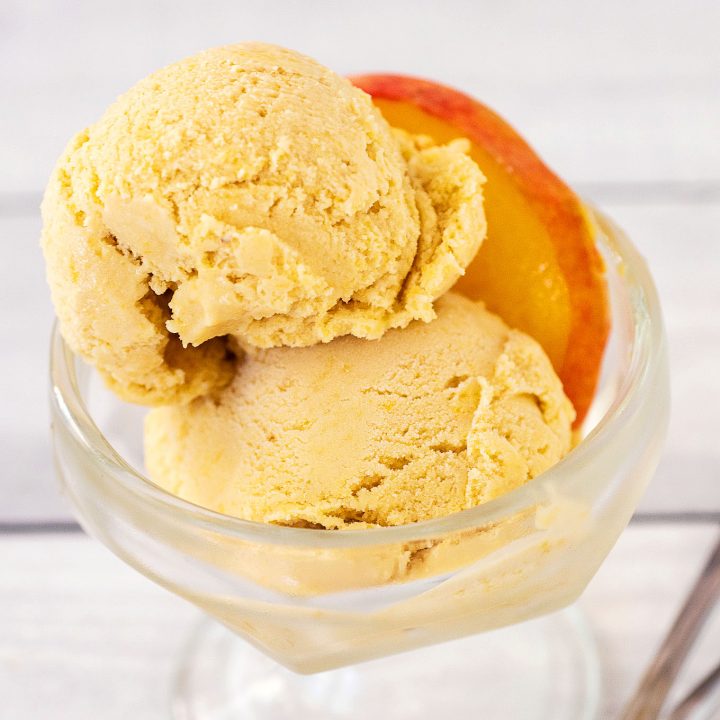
top-left (352, 74), bottom-right (609, 427)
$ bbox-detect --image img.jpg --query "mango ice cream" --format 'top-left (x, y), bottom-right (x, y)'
top-left (42, 43), bottom-right (486, 405)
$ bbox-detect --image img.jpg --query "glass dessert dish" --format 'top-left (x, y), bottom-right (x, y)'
top-left (50, 208), bottom-right (669, 719)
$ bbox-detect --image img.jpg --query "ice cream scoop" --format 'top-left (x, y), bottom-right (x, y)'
top-left (145, 293), bottom-right (575, 528)
top-left (41, 43), bottom-right (486, 405)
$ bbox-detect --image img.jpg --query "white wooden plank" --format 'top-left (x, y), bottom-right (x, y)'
top-left (603, 202), bottom-right (720, 515)
top-left (1, 525), bottom-right (718, 719)
top-left (582, 523), bottom-right (720, 717)
top-left (1, 0), bottom-right (719, 194)
top-left (0, 535), bottom-right (196, 720)
top-left (0, 216), bottom-right (65, 521)
top-left (1, 202), bottom-right (719, 520)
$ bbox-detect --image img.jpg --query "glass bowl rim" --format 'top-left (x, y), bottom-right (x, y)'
top-left (49, 206), bottom-right (665, 548)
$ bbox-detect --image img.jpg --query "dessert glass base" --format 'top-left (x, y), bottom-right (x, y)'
top-left (173, 607), bottom-right (600, 720)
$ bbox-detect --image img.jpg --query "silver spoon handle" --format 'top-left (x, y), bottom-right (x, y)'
top-left (667, 661), bottom-right (720, 720)
top-left (619, 534), bottom-right (720, 720)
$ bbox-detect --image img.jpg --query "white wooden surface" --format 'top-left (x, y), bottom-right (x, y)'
top-left (2, 1), bottom-right (720, 718)
top-left (3, 201), bottom-right (719, 521)
top-left (1, 525), bottom-right (719, 719)
top-left (2, 0), bottom-right (720, 194)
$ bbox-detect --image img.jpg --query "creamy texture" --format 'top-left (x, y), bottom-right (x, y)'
top-left (41, 43), bottom-right (486, 404)
top-left (145, 293), bottom-right (575, 528)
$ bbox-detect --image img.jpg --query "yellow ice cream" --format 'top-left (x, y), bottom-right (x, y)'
top-left (41, 43), bottom-right (486, 405)
top-left (145, 293), bottom-right (575, 528)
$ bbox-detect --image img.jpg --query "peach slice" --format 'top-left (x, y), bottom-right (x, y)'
top-left (353, 74), bottom-right (609, 426)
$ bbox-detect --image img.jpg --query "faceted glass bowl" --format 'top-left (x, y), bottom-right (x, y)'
top-left (50, 209), bottom-right (668, 696)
